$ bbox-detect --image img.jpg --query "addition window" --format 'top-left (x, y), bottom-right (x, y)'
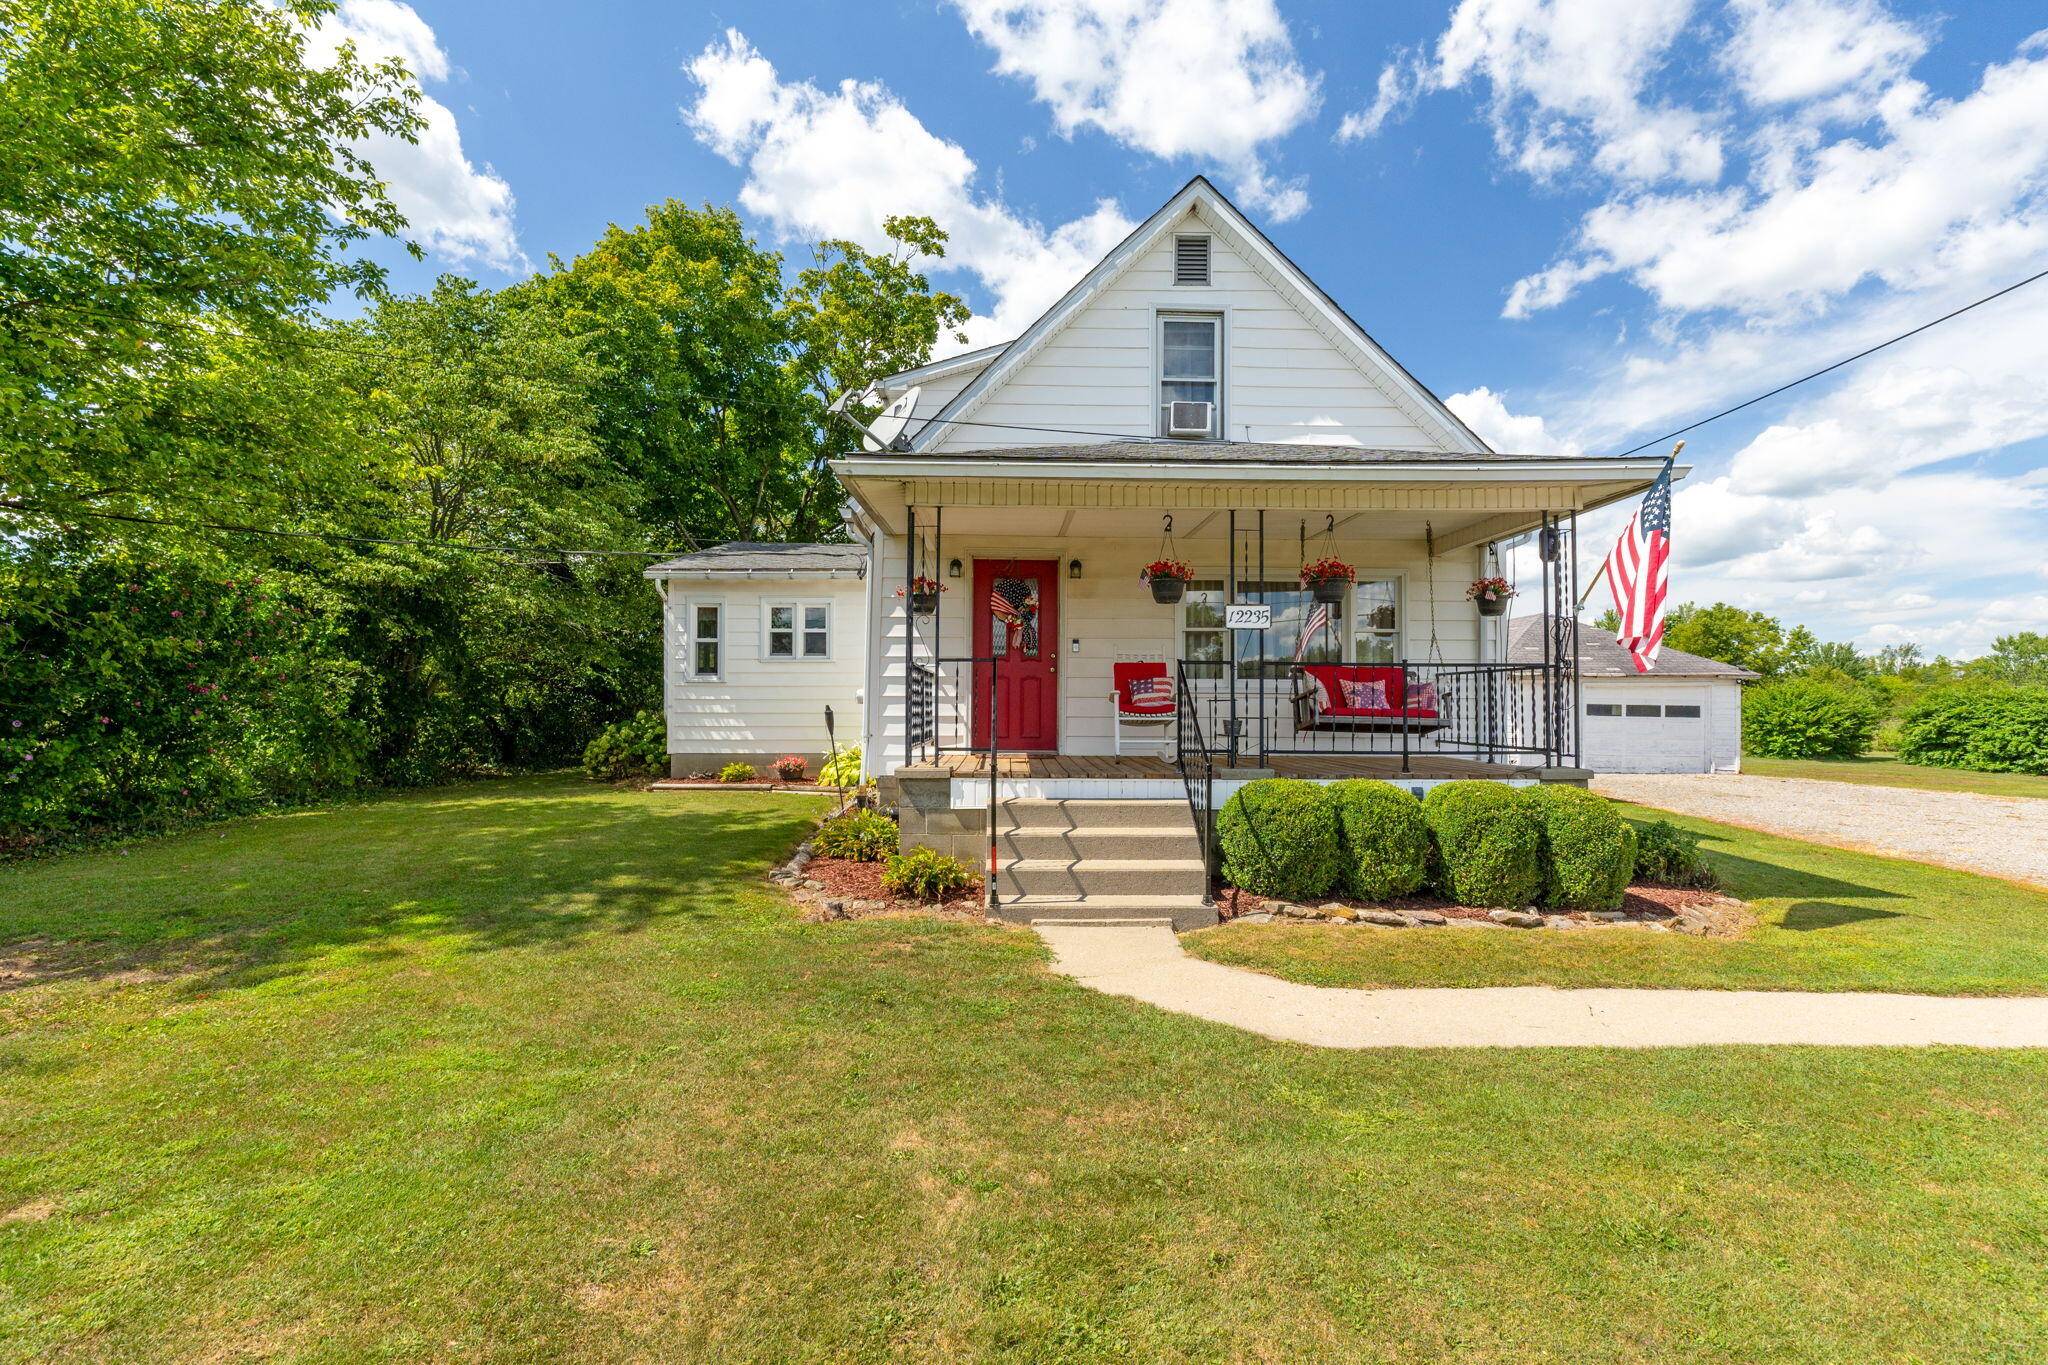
top-left (689, 602), bottom-right (722, 679)
top-left (1158, 314), bottom-right (1220, 438)
top-left (765, 602), bottom-right (829, 659)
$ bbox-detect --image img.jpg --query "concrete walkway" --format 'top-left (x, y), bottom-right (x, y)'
top-left (1035, 921), bottom-right (2048, 1049)
top-left (1595, 772), bottom-right (2048, 890)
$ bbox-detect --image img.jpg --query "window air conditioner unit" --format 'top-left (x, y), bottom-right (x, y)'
top-left (1167, 400), bottom-right (1213, 437)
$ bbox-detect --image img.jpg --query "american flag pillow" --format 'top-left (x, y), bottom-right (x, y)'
top-left (1339, 679), bottom-right (1388, 709)
top-left (1406, 682), bottom-right (1440, 712)
top-left (1127, 676), bottom-right (1172, 703)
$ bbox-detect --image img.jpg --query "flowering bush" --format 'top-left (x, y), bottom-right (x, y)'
top-left (1141, 558), bottom-right (1193, 583)
top-left (1466, 577), bottom-right (1517, 603)
top-left (773, 754), bottom-right (807, 781)
top-left (582, 711), bottom-right (667, 780)
top-left (1299, 556), bottom-right (1355, 587)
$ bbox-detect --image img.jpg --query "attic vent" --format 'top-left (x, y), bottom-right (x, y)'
top-left (1173, 234), bottom-right (1211, 286)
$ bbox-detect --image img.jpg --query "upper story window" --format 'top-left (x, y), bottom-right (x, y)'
top-left (690, 602), bottom-right (722, 679)
top-left (1159, 313), bottom-right (1220, 438)
top-left (1173, 234), bottom-right (1211, 285)
top-left (765, 601), bottom-right (830, 659)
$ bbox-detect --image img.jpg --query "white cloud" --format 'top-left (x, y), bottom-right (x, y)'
top-left (684, 31), bottom-right (1136, 345)
top-left (1722, 0), bottom-right (1928, 113)
top-left (948, 0), bottom-right (1319, 220)
top-left (308, 0), bottom-right (522, 271)
top-left (1445, 387), bottom-right (1584, 455)
top-left (1344, 0), bottom-right (1722, 187)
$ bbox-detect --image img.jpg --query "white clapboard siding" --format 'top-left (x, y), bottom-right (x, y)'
top-left (867, 530), bottom-right (1492, 766)
top-left (927, 208), bottom-right (1451, 454)
top-left (663, 575), bottom-right (867, 761)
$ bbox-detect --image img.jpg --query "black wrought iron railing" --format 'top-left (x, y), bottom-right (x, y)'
top-left (1173, 659), bottom-right (1569, 770)
top-left (1172, 662), bottom-right (1218, 900)
top-left (904, 655), bottom-right (1002, 909)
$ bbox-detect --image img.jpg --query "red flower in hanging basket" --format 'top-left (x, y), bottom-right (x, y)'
top-left (892, 576), bottom-right (947, 597)
top-left (1141, 558), bottom-right (1193, 583)
top-left (1299, 556), bottom-right (1356, 586)
top-left (1466, 577), bottom-right (1517, 602)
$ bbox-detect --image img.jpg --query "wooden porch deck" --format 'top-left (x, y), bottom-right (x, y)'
top-left (927, 752), bottom-right (1526, 781)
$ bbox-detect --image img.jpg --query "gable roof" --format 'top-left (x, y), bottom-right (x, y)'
top-left (907, 176), bottom-right (1490, 455)
top-left (643, 542), bottom-right (867, 580)
top-left (1509, 616), bottom-right (1760, 680)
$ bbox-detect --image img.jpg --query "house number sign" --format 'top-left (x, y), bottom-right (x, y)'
top-left (1224, 603), bottom-right (1272, 630)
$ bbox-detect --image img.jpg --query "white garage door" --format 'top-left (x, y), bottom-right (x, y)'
top-left (1580, 685), bottom-right (1713, 774)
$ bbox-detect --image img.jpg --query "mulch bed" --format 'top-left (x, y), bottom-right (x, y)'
top-left (795, 855), bottom-right (989, 920)
top-left (1220, 882), bottom-right (1754, 936)
top-left (650, 777), bottom-right (842, 792)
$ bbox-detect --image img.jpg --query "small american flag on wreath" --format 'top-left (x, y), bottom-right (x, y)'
top-left (1605, 451), bottom-right (1675, 673)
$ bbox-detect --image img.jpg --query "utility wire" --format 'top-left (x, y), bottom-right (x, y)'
top-left (1609, 265), bottom-right (2048, 458)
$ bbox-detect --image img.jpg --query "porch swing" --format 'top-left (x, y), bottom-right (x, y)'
top-left (1290, 519), bottom-right (1449, 737)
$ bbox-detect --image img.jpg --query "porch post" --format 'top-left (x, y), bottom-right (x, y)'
top-left (904, 503), bottom-right (917, 770)
top-left (1569, 511), bottom-right (1582, 769)
top-left (1226, 509), bottom-right (1239, 766)
top-left (1257, 508), bottom-right (1268, 764)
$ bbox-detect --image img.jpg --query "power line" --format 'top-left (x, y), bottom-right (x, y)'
top-left (0, 499), bottom-right (685, 560)
top-left (1610, 264), bottom-right (2048, 458)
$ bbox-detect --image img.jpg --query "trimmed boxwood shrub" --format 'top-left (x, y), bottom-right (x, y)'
top-left (1217, 778), bottom-right (1342, 901)
top-left (1899, 686), bottom-right (2048, 775)
top-left (1742, 679), bottom-right (1880, 759)
top-left (1421, 781), bottom-right (1541, 908)
top-left (1518, 785), bottom-right (1637, 912)
top-left (1632, 819), bottom-right (1721, 888)
top-left (1326, 779), bottom-right (1430, 901)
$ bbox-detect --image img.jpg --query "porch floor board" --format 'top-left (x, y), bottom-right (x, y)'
top-left (929, 752), bottom-right (1524, 781)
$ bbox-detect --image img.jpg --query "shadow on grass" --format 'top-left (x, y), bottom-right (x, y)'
top-left (0, 778), bottom-right (828, 998)
top-left (1780, 902), bottom-right (1911, 931)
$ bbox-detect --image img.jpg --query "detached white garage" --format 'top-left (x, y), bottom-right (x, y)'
top-left (1510, 617), bottom-right (1757, 775)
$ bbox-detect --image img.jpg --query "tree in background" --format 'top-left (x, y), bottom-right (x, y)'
top-left (1969, 633), bottom-right (2048, 686)
top-left (1, 0), bottom-right (423, 527)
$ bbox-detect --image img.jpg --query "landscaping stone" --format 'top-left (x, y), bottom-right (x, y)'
top-left (1589, 910), bottom-right (1627, 922)
top-left (1361, 910), bottom-right (1411, 928)
top-left (1234, 912), bottom-right (1276, 924)
top-left (1542, 915), bottom-right (1576, 930)
top-left (1407, 910), bottom-right (1448, 926)
top-left (1490, 910), bottom-right (1545, 928)
top-left (1319, 903), bottom-right (1360, 921)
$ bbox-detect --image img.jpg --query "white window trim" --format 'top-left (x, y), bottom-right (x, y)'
top-left (1176, 573), bottom-right (1406, 664)
top-left (686, 598), bottom-right (724, 681)
top-left (760, 598), bottom-right (833, 662)
top-left (1156, 311), bottom-right (1223, 439)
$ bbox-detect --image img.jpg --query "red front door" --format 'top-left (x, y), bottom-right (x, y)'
top-left (971, 559), bottom-right (1059, 751)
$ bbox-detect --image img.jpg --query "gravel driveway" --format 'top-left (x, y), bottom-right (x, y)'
top-left (1595, 773), bottom-right (2048, 890)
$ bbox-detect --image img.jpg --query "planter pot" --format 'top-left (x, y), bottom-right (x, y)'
top-left (909, 592), bottom-right (939, 616)
top-left (1476, 595), bottom-right (1509, 617)
top-left (1311, 579), bottom-right (1349, 605)
top-left (1150, 577), bottom-right (1188, 605)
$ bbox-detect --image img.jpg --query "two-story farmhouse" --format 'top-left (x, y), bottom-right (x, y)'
top-left (646, 177), bottom-right (1680, 927)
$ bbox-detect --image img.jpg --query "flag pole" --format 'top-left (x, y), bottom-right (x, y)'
top-left (1577, 440), bottom-right (1682, 610)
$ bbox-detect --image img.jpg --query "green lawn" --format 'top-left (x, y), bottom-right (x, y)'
top-left (1744, 754), bottom-right (2048, 799)
top-left (8, 776), bottom-right (2048, 1362)
top-left (1193, 808), bottom-right (2048, 995)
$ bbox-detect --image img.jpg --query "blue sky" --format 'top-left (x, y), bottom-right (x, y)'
top-left (321, 0), bottom-right (2048, 657)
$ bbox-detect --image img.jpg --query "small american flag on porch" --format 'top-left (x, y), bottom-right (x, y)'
top-left (1605, 454), bottom-right (1674, 673)
top-left (1294, 602), bottom-right (1329, 662)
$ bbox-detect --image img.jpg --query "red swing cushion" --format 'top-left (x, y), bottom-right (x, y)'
top-left (1300, 665), bottom-right (1439, 719)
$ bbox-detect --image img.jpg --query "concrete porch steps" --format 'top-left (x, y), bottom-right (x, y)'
top-left (987, 797), bottom-right (1216, 931)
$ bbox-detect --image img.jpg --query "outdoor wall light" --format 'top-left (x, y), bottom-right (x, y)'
top-left (947, 558), bottom-right (962, 578)
top-left (1069, 558), bottom-right (1083, 579)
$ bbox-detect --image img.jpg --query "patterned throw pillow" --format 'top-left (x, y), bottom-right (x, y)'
top-left (1406, 682), bottom-right (1440, 712)
top-left (1126, 676), bottom-right (1173, 706)
top-left (1339, 678), bottom-right (1388, 709)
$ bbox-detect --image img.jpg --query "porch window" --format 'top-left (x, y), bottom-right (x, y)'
top-left (1181, 580), bottom-right (1228, 672)
top-left (690, 602), bottom-right (722, 679)
top-left (1352, 579), bottom-right (1400, 663)
top-left (1158, 313), bottom-right (1220, 438)
top-left (765, 602), bottom-right (829, 659)
top-left (1233, 579), bottom-right (1341, 676)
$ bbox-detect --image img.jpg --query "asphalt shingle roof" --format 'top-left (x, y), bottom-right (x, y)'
top-left (898, 441), bottom-right (1598, 465)
top-left (1508, 615), bottom-right (1759, 679)
top-left (644, 541), bottom-right (867, 576)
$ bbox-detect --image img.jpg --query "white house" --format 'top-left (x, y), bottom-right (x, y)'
top-left (1509, 617), bottom-right (1755, 774)
top-left (646, 177), bottom-right (1679, 926)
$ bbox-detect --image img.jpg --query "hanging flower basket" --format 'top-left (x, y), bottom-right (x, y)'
top-left (1468, 577), bottom-right (1516, 617)
top-left (895, 577), bottom-right (945, 615)
top-left (1300, 556), bottom-right (1355, 604)
top-left (1141, 558), bottom-right (1193, 604)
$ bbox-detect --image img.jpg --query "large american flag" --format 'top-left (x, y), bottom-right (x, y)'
top-left (1605, 456), bottom-right (1674, 673)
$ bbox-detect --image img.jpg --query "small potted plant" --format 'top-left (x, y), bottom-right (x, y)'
top-left (895, 576), bottom-right (945, 616)
top-left (773, 754), bottom-right (807, 783)
top-left (1467, 576), bottom-right (1517, 617)
top-left (1141, 557), bottom-right (1194, 604)
top-left (1299, 555), bottom-right (1355, 605)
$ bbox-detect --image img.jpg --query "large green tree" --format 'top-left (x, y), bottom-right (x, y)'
top-left (1, 0), bottom-right (426, 525)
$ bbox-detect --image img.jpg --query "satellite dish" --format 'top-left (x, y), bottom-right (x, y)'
top-left (862, 386), bottom-right (921, 452)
